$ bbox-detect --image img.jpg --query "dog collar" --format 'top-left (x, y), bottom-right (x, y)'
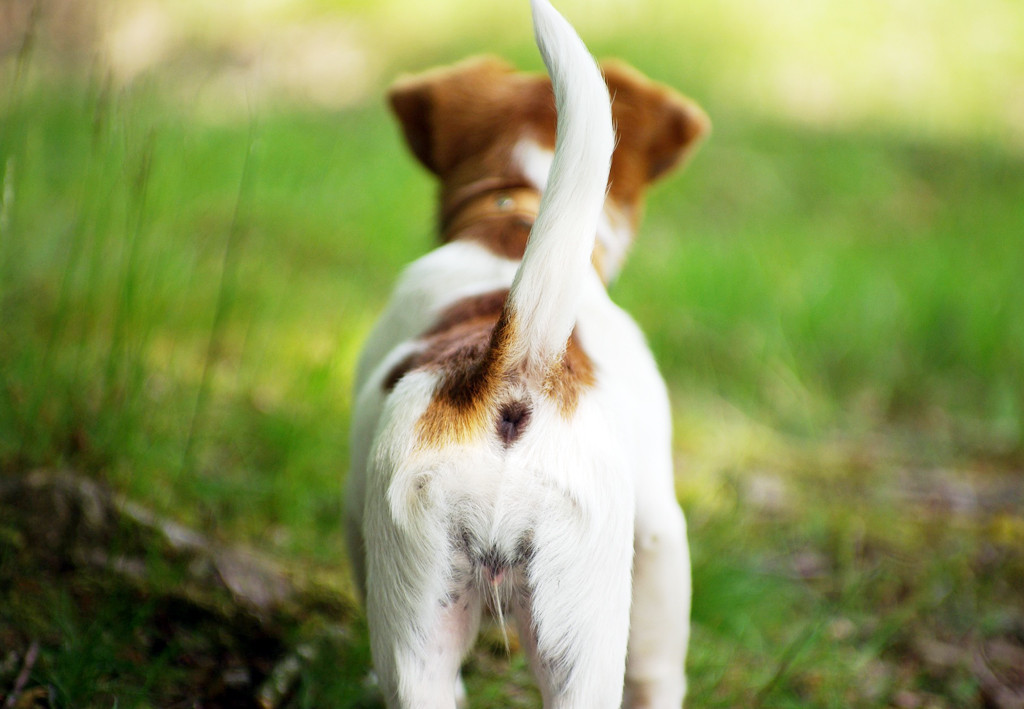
top-left (441, 186), bottom-right (542, 241)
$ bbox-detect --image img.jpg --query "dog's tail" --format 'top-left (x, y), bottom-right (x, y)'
top-left (499, 0), bottom-right (613, 372)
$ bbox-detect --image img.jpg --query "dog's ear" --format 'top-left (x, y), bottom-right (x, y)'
top-left (388, 56), bottom-right (524, 176)
top-left (388, 75), bottom-right (435, 172)
top-left (602, 60), bottom-right (710, 185)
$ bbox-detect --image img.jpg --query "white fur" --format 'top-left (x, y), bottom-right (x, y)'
top-left (513, 139), bottom-right (554, 193)
top-left (346, 1), bottom-right (690, 706)
top-left (505, 0), bottom-right (614, 370)
top-left (514, 138), bottom-right (636, 283)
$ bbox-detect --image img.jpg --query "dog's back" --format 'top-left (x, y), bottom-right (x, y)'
top-left (346, 1), bottom-right (706, 706)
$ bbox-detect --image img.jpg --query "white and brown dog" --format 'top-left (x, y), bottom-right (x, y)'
top-left (345, 1), bottom-right (708, 706)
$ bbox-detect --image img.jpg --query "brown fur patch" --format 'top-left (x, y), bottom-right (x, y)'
top-left (461, 217), bottom-right (534, 261)
top-left (417, 305), bottom-right (516, 446)
top-left (382, 289), bottom-right (595, 447)
top-left (382, 291), bottom-right (507, 394)
top-left (379, 290), bottom-right (509, 445)
top-left (423, 289), bottom-right (510, 338)
top-left (543, 328), bottom-right (597, 416)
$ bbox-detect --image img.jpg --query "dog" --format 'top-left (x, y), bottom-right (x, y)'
top-left (345, 1), bottom-right (708, 706)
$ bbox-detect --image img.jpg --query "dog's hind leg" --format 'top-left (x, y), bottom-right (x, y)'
top-left (623, 494), bottom-right (691, 708)
top-left (512, 506), bottom-right (635, 709)
top-left (368, 564), bottom-right (482, 709)
top-left (364, 488), bottom-right (483, 709)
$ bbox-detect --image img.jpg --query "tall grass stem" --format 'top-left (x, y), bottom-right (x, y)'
top-left (180, 124), bottom-right (259, 478)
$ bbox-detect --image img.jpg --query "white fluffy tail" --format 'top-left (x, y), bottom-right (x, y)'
top-left (502, 0), bottom-right (614, 370)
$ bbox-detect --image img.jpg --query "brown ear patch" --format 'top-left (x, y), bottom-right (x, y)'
top-left (602, 59), bottom-right (710, 202)
top-left (383, 290), bottom-right (595, 448)
top-left (387, 77), bottom-right (435, 172)
top-left (387, 56), bottom-right (556, 178)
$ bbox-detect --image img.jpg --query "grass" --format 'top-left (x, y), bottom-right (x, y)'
top-left (2, 0), bottom-right (1024, 705)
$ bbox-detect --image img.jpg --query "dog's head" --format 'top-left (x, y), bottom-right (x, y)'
top-left (387, 56), bottom-right (709, 282)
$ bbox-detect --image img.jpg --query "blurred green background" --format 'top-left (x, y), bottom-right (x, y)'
top-left (1, 0), bottom-right (1023, 706)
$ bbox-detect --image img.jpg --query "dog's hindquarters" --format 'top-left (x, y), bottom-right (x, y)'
top-left (364, 395), bottom-right (636, 709)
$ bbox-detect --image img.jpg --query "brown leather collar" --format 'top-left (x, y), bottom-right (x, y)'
top-left (441, 184), bottom-right (541, 240)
